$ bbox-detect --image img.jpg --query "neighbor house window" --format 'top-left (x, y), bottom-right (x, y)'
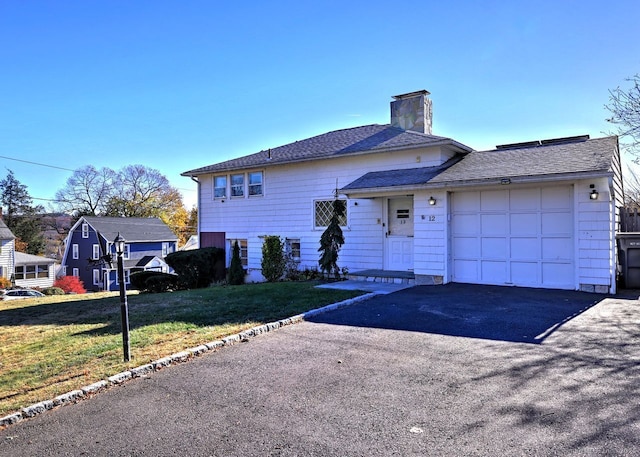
top-left (231, 174), bottom-right (244, 197)
top-left (82, 223), bottom-right (89, 238)
top-left (162, 242), bottom-right (169, 257)
top-left (248, 171), bottom-right (263, 196)
top-left (116, 270), bottom-right (130, 285)
top-left (72, 268), bottom-right (79, 277)
top-left (314, 200), bottom-right (348, 228)
top-left (214, 176), bottom-right (227, 199)
top-left (92, 244), bottom-right (100, 260)
top-left (93, 269), bottom-right (100, 286)
top-left (286, 238), bottom-right (301, 262)
top-left (228, 239), bottom-right (248, 267)
top-left (37, 265), bottom-right (49, 278)
top-left (72, 244), bottom-right (79, 260)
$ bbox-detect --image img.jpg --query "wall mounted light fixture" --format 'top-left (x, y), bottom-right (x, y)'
top-left (428, 196), bottom-right (436, 206)
top-left (589, 184), bottom-right (599, 200)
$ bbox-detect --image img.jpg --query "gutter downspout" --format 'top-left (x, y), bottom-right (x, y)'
top-left (190, 177), bottom-right (201, 246)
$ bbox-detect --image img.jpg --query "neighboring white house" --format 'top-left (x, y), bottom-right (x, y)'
top-left (182, 90), bottom-right (623, 293)
top-left (14, 252), bottom-right (56, 289)
top-left (0, 218), bottom-right (15, 283)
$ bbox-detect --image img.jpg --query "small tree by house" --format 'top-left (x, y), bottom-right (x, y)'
top-left (227, 240), bottom-right (245, 285)
top-left (261, 235), bottom-right (285, 282)
top-left (318, 198), bottom-right (346, 280)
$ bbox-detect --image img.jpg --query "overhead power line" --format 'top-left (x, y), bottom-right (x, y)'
top-left (0, 155), bottom-right (76, 172)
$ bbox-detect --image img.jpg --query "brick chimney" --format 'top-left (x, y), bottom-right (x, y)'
top-left (390, 90), bottom-right (432, 135)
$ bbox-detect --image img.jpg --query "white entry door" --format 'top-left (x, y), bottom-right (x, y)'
top-left (386, 197), bottom-right (414, 271)
top-left (451, 186), bottom-right (574, 289)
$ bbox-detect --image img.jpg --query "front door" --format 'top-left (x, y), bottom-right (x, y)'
top-left (386, 197), bottom-right (414, 271)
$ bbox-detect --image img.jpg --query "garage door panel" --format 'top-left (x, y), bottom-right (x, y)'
top-left (510, 188), bottom-right (539, 210)
top-left (542, 263), bottom-right (573, 286)
top-left (452, 192), bottom-right (479, 211)
top-left (481, 237), bottom-right (507, 258)
top-left (542, 238), bottom-right (572, 260)
top-left (481, 190), bottom-right (508, 211)
top-left (511, 262), bottom-right (539, 285)
top-left (481, 261), bottom-right (507, 283)
top-left (510, 238), bottom-right (539, 260)
top-left (541, 186), bottom-right (572, 209)
top-left (454, 260), bottom-right (478, 281)
top-left (511, 213), bottom-right (538, 235)
top-left (452, 214), bottom-right (477, 235)
top-left (541, 212), bottom-right (572, 235)
top-left (481, 214), bottom-right (507, 235)
top-left (453, 237), bottom-right (479, 257)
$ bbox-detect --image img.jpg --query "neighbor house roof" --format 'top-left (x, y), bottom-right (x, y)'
top-left (341, 136), bottom-right (618, 194)
top-left (14, 251), bottom-right (56, 266)
top-left (82, 217), bottom-right (178, 243)
top-left (0, 219), bottom-right (15, 240)
top-left (182, 124), bottom-right (473, 176)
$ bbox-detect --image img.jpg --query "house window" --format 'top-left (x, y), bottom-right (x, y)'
top-left (314, 200), bottom-right (348, 228)
top-left (286, 238), bottom-right (301, 262)
top-left (214, 176), bottom-right (227, 199)
top-left (93, 269), bottom-right (101, 285)
top-left (92, 244), bottom-right (100, 260)
top-left (72, 244), bottom-right (79, 260)
top-left (116, 269), bottom-right (130, 285)
top-left (37, 265), bottom-right (49, 278)
top-left (228, 239), bottom-right (248, 267)
top-left (231, 174), bottom-right (244, 197)
top-left (72, 268), bottom-right (79, 277)
top-left (162, 242), bottom-right (169, 257)
top-left (123, 244), bottom-right (130, 260)
top-left (82, 223), bottom-right (89, 238)
top-left (248, 171), bottom-right (263, 196)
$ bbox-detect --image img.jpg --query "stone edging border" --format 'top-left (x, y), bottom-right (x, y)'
top-left (0, 292), bottom-right (377, 430)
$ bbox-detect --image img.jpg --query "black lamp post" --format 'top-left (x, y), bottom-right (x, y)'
top-left (114, 232), bottom-right (131, 362)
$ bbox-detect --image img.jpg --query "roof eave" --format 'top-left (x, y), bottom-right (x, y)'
top-left (182, 139), bottom-right (473, 177)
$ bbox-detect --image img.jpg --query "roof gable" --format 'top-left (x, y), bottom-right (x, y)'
top-left (0, 219), bottom-right (15, 240)
top-left (182, 124), bottom-right (472, 176)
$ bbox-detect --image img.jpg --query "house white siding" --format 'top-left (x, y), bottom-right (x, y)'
top-left (0, 239), bottom-right (15, 280)
top-left (199, 146), bottom-right (452, 281)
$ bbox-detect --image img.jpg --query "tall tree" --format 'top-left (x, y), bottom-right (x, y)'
top-left (606, 73), bottom-right (640, 153)
top-left (318, 198), bottom-right (346, 279)
top-left (54, 165), bottom-right (116, 216)
top-left (0, 170), bottom-right (45, 254)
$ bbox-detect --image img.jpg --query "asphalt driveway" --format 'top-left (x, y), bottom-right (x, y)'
top-left (1, 283), bottom-right (639, 456)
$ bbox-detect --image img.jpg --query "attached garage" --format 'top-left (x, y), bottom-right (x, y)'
top-left (451, 186), bottom-right (574, 289)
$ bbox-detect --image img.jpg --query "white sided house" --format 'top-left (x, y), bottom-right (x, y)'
top-left (183, 90), bottom-right (623, 293)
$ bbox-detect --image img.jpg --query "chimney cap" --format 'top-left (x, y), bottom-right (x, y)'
top-left (392, 90), bottom-right (430, 100)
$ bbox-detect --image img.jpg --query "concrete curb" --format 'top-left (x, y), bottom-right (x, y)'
top-left (0, 292), bottom-right (376, 429)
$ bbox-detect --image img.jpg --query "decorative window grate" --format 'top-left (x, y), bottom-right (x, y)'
top-left (315, 200), bottom-right (347, 228)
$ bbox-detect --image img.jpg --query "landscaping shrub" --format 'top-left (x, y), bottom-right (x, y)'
top-left (53, 276), bottom-right (86, 294)
top-left (42, 287), bottom-right (65, 296)
top-left (227, 240), bottom-right (245, 285)
top-left (261, 236), bottom-right (285, 282)
top-left (145, 274), bottom-right (178, 293)
top-left (0, 277), bottom-right (11, 289)
top-left (165, 247), bottom-right (225, 289)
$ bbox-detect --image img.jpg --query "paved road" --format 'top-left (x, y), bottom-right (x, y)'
top-left (1, 284), bottom-right (639, 456)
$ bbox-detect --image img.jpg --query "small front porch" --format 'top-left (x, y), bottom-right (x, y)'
top-left (347, 269), bottom-right (415, 285)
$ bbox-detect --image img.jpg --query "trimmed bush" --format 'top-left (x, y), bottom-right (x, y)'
top-left (165, 247), bottom-right (225, 289)
top-left (227, 240), bottom-right (245, 285)
top-left (42, 287), bottom-right (65, 296)
top-left (54, 276), bottom-right (86, 294)
top-left (130, 271), bottom-right (178, 293)
top-left (261, 236), bottom-right (285, 282)
top-left (0, 277), bottom-right (11, 289)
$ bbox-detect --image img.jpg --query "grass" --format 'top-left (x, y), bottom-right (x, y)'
top-left (0, 282), bottom-right (364, 416)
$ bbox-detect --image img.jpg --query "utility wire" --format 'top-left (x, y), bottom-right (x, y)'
top-left (0, 155), bottom-right (76, 172)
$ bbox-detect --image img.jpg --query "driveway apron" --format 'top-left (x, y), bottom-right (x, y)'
top-left (1, 283), bottom-right (639, 456)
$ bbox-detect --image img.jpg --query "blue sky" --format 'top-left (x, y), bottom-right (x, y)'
top-left (1, 1), bottom-right (638, 210)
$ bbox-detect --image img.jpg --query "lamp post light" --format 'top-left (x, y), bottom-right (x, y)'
top-left (114, 232), bottom-right (131, 362)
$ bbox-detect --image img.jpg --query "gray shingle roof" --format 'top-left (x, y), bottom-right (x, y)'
top-left (0, 219), bottom-right (15, 240)
top-left (182, 124), bottom-right (472, 176)
top-left (429, 136), bottom-right (618, 185)
top-left (341, 136), bottom-right (618, 193)
top-left (15, 251), bottom-right (56, 265)
top-left (82, 217), bottom-right (178, 243)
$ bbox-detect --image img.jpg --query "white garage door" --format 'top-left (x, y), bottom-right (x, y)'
top-left (451, 186), bottom-right (574, 289)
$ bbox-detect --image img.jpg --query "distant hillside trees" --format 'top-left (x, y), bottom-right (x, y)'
top-left (0, 170), bottom-right (46, 255)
